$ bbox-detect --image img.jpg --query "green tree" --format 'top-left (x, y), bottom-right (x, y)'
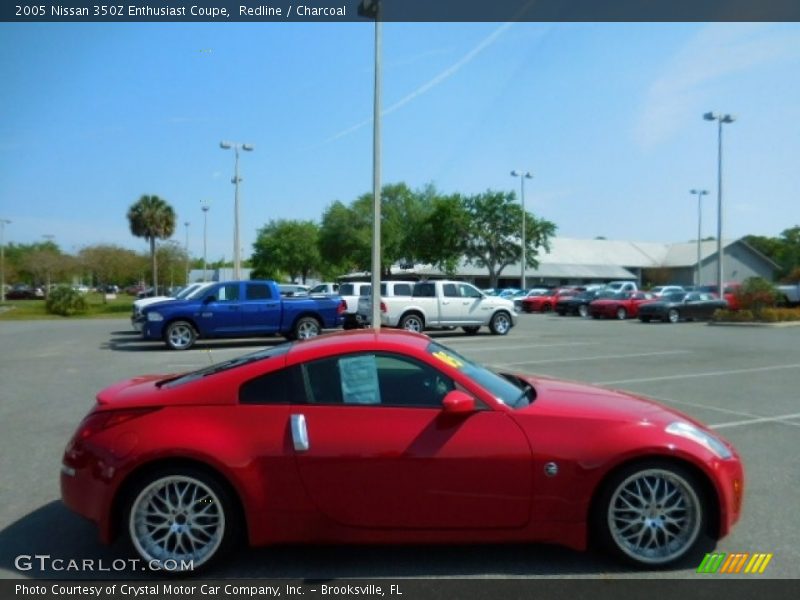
top-left (463, 190), bottom-right (556, 288)
top-left (318, 200), bottom-right (372, 275)
top-left (745, 226), bottom-right (800, 280)
top-left (416, 191), bottom-right (470, 276)
top-left (79, 244), bottom-right (147, 288)
top-left (127, 195), bottom-right (176, 292)
top-left (252, 220), bottom-right (321, 283)
top-left (154, 241), bottom-right (190, 289)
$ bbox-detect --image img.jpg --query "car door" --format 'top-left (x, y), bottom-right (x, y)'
top-left (289, 352), bottom-right (533, 530)
top-left (199, 283), bottom-right (243, 334)
top-left (439, 282), bottom-right (466, 324)
top-left (460, 283), bottom-right (490, 324)
top-left (240, 282), bottom-right (281, 333)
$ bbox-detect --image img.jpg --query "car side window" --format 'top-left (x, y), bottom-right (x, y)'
top-left (217, 284), bottom-right (240, 302)
top-left (414, 283), bottom-right (436, 297)
top-left (239, 368), bottom-right (294, 404)
top-left (300, 353), bottom-right (455, 408)
top-left (443, 283), bottom-right (459, 298)
top-left (460, 284), bottom-right (482, 298)
top-left (246, 283), bottom-right (272, 300)
top-left (394, 283), bottom-right (412, 296)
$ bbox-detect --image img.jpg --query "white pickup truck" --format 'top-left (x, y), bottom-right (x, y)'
top-left (379, 280), bottom-right (517, 335)
top-left (356, 281), bottom-right (416, 326)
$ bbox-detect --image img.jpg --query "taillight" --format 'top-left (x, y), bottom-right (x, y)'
top-left (337, 299), bottom-right (347, 315)
top-left (76, 408), bottom-right (159, 441)
top-left (380, 301), bottom-right (387, 313)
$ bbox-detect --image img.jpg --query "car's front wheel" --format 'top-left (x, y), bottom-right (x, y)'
top-left (489, 311), bottom-right (512, 335)
top-left (125, 468), bottom-right (239, 573)
top-left (594, 461), bottom-right (707, 567)
top-left (165, 321), bottom-right (196, 350)
top-left (667, 309), bottom-right (680, 324)
top-left (399, 313), bottom-right (424, 333)
top-left (579, 305), bottom-right (589, 318)
top-left (616, 307), bottom-right (628, 320)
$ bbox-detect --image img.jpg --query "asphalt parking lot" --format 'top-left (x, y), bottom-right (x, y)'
top-left (0, 314), bottom-right (798, 580)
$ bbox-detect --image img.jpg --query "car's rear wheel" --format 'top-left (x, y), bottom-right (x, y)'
top-left (399, 313), bottom-right (424, 333)
top-left (578, 305), bottom-right (589, 318)
top-left (462, 326), bottom-right (480, 335)
top-left (616, 307), bottom-right (628, 320)
top-left (595, 462), bottom-right (706, 567)
top-left (667, 309), bottom-right (680, 324)
top-left (165, 321), bottom-right (196, 351)
top-left (489, 311), bottom-right (512, 335)
top-left (125, 468), bottom-right (239, 573)
top-left (293, 316), bottom-right (321, 340)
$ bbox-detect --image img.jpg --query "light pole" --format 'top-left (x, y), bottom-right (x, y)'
top-left (359, 0), bottom-right (382, 330)
top-left (43, 234), bottom-right (55, 296)
top-left (703, 111), bottom-right (735, 299)
top-left (201, 201), bottom-right (210, 281)
top-left (184, 221), bottom-right (190, 285)
top-left (0, 219), bottom-right (10, 303)
top-left (510, 170), bottom-right (533, 290)
top-left (220, 141), bottom-right (254, 279)
top-left (690, 189), bottom-right (708, 286)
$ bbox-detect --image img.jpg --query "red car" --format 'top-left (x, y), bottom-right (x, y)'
top-left (61, 330), bottom-right (743, 573)
top-left (521, 288), bottom-right (575, 313)
top-left (589, 291), bottom-right (656, 320)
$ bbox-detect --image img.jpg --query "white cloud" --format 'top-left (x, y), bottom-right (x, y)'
top-left (635, 24), bottom-right (800, 148)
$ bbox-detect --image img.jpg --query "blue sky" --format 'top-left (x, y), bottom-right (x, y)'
top-left (1, 22), bottom-right (799, 262)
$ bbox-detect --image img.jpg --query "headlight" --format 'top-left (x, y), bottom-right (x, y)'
top-left (147, 312), bottom-right (164, 322)
top-left (666, 421), bottom-right (732, 459)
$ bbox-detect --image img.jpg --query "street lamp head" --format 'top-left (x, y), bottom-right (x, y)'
top-left (690, 189), bottom-right (709, 196)
top-left (721, 114), bottom-right (736, 124)
top-left (219, 141), bottom-right (232, 149)
top-left (703, 112), bottom-right (717, 121)
top-left (241, 144), bottom-right (255, 152)
top-left (510, 170), bottom-right (519, 177)
top-left (524, 172), bottom-right (533, 179)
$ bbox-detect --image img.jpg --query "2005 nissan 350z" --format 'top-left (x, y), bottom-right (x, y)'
top-left (61, 330), bottom-right (744, 573)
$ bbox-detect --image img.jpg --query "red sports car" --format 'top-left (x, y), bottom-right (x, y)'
top-left (521, 288), bottom-right (575, 313)
top-left (61, 330), bottom-right (743, 573)
top-left (589, 291), bottom-right (656, 320)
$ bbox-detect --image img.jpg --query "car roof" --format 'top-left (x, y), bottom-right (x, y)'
top-left (286, 329), bottom-right (431, 364)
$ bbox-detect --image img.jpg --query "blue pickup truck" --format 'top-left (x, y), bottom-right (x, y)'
top-left (140, 280), bottom-right (345, 350)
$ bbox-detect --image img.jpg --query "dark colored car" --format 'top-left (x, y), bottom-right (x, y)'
top-left (5, 285), bottom-right (44, 300)
top-left (556, 290), bottom-right (614, 317)
top-left (638, 292), bottom-right (728, 323)
top-left (61, 330), bottom-right (743, 574)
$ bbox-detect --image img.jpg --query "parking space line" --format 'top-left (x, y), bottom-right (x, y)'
top-left (505, 350), bottom-right (690, 366)
top-left (593, 363), bottom-right (800, 386)
top-left (645, 395), bottom-right (768, 420)
top-left (443, 341), bottom-right (601, 352)
top-left (710, 412), bottom-right (800, 430)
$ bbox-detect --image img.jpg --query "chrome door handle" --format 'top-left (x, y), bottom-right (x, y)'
top-left (291, 414), bottom-right (309, 452)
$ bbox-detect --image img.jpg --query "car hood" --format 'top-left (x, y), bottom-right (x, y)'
top-left (133, 295), bottom-right (173, 310)
top-left (513, 373), bottom-right (694, 426)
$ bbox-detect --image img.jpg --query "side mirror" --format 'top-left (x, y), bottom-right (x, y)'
top-left (442, 390), bottom-right (476, 415)
top-left (203, 295), bottom-right (216, 304)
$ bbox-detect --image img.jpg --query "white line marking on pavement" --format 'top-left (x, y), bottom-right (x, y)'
top-left (505, 350), bottom-right (690, 366)
top-left (443, 341), bottom-right (602, 352)
top-left (710, 413), bottom-right (800, 430)
top-left (593, 363), bottom-right (800, 386)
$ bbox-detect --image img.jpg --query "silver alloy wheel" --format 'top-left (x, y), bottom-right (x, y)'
top-left (166, 322), bottom-right (195, 350)
top-left (606, 468), bottom-right (702, 565)
top-left (295, 317), bottom-right (321, 339)
top-left (401, 314), bottom-right (424, 332)
top-left (490, 312), bottom-right (511, 335)
top-left (616, 307), bottom-right (627, 320)
top-left (668, 309), bottom-right (680, 323)
top-left (579, 305), bottom-right (589, 318)
top-left (129, 475), bottom-right (225, 571)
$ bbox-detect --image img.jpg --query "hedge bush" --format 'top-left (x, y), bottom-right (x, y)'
top-left (733, 277), bottom-right (779, 317)
top-left (46, 286), bottom-right (88, 316)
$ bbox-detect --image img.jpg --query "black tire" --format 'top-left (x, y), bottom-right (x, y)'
top-left (542, 303), bottom-right (552, 313)
top-left (164, 321), bottom-right (197, 351)
top-left (557, 310), bottom-right (566, 316)
top-left (640, 316), bottom-right (651, 323)
top-left (123, 467), bottom-right (240, 574)
top-left (462, 326), bottom-right (480, 335)
top-left (593, 461), bottom-right (707, 568)
top-left (293, 316), bottom-right (321, 340)
top-left (399, 313), bottom-right (424, 333)
top-left (489, 311), bottom-right (512, 335)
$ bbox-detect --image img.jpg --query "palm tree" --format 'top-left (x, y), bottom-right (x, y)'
top-left (127, 195), bottom-right (176, 293)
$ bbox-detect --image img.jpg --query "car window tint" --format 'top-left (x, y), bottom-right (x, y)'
top-left (246, 283), bottom-right (272, 300)
top-left (339, 284), bottom-right (354, 295)
top-left (414, 283), bottom-right (436, 297)
top-left (239, 368), bottom-right (293, 404)
top-left (394, 283), bottom-right (412, 296)
top-left (460, 284), bottom-right (482, 298)
top-left (217, 284), bottom-right (240, 301)
top-left (443, 283), bottom-right (458, 298)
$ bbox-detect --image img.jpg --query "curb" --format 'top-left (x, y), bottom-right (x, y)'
top-left (709, 320), bottom-right (800, 328)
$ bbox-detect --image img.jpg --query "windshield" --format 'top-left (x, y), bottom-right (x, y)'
top-left (181, 283), bottom-right (212, 300)
top-left (426, 342), bottom-right (534, 409)
top-left (159, 343), bottom-right (292, 388)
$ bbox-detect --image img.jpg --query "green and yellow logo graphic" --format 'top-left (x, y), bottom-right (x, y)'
top-left (697, 552), bottom-right (773, 574)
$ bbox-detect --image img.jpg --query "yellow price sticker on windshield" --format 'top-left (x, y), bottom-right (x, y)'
top-left (432, 350), bottom-right (464, 369)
